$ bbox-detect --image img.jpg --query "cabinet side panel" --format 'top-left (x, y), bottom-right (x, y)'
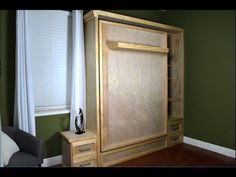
top-left (62, 139), bottom-right (71, 166)
top-left (169, 32), bottom-right (184, 118)
top-left (85, 19), bottom-right (97, 132)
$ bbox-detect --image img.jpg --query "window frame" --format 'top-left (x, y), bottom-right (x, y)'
top-left (29, 10), bottom-right (73, 117)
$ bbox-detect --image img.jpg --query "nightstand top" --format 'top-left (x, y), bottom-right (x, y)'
top-left (60, 130), bottom-right (97, 143)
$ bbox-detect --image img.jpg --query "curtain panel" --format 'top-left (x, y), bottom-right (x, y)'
top-left (70, 10), bottom-right (86, 131)
top-left (14, 10), bottom-right (36, 136)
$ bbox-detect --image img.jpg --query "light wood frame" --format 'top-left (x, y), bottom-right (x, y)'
top-left (84, 10), bottom-right (184, 166)
top-left (99, 19), bottom-right (168, 152)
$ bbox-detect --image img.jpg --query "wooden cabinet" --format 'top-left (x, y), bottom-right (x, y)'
top-left (60, 130), bottom-right (97, 167)
top-left (84, 10), bottom-right (184, 166)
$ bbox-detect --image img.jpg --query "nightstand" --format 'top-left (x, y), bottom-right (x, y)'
top-left (60, 130), bottom-right (97, 167)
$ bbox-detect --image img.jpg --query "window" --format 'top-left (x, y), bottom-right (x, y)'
top-left (29, 10), bottom-right (72, 116)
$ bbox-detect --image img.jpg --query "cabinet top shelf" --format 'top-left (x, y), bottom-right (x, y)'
top-left (107, 41), bottom-right (169, 54)
top-left (60, 130), bottom-right (97, 143)
top-left (84, 10), bottom-right (184, 33)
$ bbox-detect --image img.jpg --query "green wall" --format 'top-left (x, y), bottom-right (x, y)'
top-left (0, 10), bottom-right (70, 158)
top-left (161, 10), bottom-right (235, 149)
top-left (0, 10), bottom-right (15, 126)
top-left (36, 114), bottom-right (69, 158)
top-left (0, 10), bottom-right (235, 159)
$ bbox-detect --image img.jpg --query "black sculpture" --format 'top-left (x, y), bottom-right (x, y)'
top-left (75, 108), bottom-right (85, 135)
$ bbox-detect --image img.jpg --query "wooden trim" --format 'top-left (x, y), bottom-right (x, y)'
top-left (99, 19), bottom-right (168, 36)
top-left (73, 158), bottom-right (97, 167)
top-left (60, 130), bottom-right (96, 143)
top-left (84, 10), bottom-right (98, 22)
top-left (84, 10), bottom-right (183, 33)
top-left (102, 134), bottom-right (167, 152)
top-left (99, 19), bottom-right (105, 153)
top-left (70, 139), bottom-right (73, 165)
top-left (101, 137), bottom-right (167, 166)
top-left (107, 42), bottom-right (169, 54)
top-left (168, 130), bottom-right (181, 137)
top-left (181, 31), bottom-right (185, 120)
top-left (168, 117), bottom-right (183, 121)
top-left (102, 136), bottom-right (167, 155)
top-left (99, 19), bottom-right (168, 153)
top-left (95, 17), bottom-right (102, 167)
top-left (169, 32), bottom-right (184, 118)
top-left (72, 138), bottom-right (96, 147)
top-left (73, 154), bottom-right (96, 164)
top-left (164, 35), bottom-right (168, 138)
top-left (103, 147), bottom-right (166, 167)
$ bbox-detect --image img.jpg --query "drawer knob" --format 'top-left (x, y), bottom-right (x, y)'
top-left (79, 161), bottom-right (91, 167)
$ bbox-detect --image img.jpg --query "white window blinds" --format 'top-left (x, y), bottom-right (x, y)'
top-left (29, 10), bottom-right (72, 112)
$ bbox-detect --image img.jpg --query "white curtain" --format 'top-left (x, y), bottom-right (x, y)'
top-left (14, 10), bottom-right (36, 136)
top-left (0, 114), bottom-right (3, 167)
top-left (70, 10), bottom-right (86, 131)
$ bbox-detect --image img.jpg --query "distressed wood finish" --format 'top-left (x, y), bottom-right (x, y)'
top-left (101, 137), bottom-right (167, 167)
top-left (84, 10), bottom-right (183, 33)
top-left (83, 10), bottom-right (184, 167)
top-left (60, 130), bottom-right (97, 167)
top-left (167, 118), bottom-right (183, 147)
top-left (85, 19), bottom-right (97, 133)
top-left (99, 20), bottom-right (168, 152)
top-left (84, 17), bottom-right (102, 166)
top-left (72, 139), bottom-right (97, 158)
top-left (60, 130), bottom-right (96, 143)
top-left (62, 139), bottom-right (71, 166)
top-left (168, 33), bottom-right (184, 118)
top-left (73, 153), bottom-right (97, 165)
top-left (73, 158), bottom-right (97, 167)
top-left (107, 41), bottom-right (169, 53)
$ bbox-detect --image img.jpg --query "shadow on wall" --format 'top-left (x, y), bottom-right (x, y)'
top-left (36, 114), bottom-right (70, 158)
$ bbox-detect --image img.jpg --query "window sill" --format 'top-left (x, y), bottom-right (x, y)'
top-left (35, 108), bottom-right (70, 117)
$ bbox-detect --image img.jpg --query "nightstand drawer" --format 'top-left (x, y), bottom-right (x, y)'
top-left (72, 139), bottom-right (96, 157)
top-left (74, 157), bottom-right (97, 167)
top-left (61, 130), bottom-right (97, 167)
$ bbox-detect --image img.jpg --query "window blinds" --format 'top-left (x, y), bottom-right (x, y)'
top-left (29, 10), bottom-right (72, 111)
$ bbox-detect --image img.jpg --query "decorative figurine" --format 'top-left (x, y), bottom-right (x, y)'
top-left (75, 108), bottom-right (85, 135)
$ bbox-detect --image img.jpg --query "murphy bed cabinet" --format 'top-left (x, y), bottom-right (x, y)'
top-left (84, 10), bottom-right (184, 167)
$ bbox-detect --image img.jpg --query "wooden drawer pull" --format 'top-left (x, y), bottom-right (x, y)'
top-left (79, 161), bottom-right (91, 167)
top-left (78, 147), bottom-right (91, 152)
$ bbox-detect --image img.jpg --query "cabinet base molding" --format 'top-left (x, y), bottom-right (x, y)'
top-left (100, 137), bottom-right (169, 167)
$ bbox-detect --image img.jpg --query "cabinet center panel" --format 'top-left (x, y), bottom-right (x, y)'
top-left (100, 20), bottom-right (168, 151)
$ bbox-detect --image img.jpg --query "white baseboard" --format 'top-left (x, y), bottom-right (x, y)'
top-left (184, 136), bottom-right (235, 158)
top-left (42, 155), bottom-right (62, 167)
